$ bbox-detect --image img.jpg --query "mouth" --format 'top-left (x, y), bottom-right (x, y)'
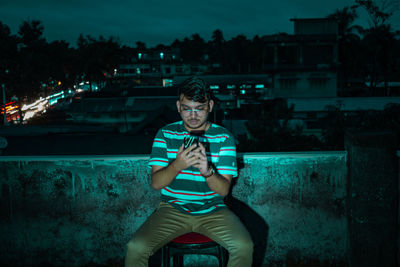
top-left (189, 120), bottom-right (199, 124)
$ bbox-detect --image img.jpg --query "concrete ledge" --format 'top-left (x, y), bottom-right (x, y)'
top-left (0, 152), bottom-right (348, 266)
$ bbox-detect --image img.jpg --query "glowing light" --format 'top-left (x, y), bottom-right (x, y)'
top-left (23, 111), bottom-right (36, 120)
top-left (255, 84), bottom-right (265, 89)
top-left (163, 79), bottom-right (173, 87)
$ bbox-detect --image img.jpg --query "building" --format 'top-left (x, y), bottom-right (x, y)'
top-left (116, 48), bottom-right (210, 86)
top-left (262, 18), bottom-right (339, 98)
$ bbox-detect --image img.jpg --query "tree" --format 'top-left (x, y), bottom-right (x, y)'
top-left (45, 40), bottom-right (76, 90)
top-left (16, 20), bottom-right (48, 99)
top-left (355, 0), bottom-right (399, 95)
top-left (226, 35), bottom-right (252, 73)
top-left (208, 29), bottom-right (225, 65)
top-left (327, 7), bottom-right (364, 95)
top-left (0, 21), bottom-right (18, 90)
top-left (178, 34), bottom-right (207, 63)
top-left (355, 0), bottom-right (399, 28)
top-left (135, 41), bottom-right (146, 51)
top-left (76, 34), bottom-right (122, 92)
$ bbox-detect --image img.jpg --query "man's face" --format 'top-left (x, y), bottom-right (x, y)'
top-left (176, 94), bottom-right (214, 132)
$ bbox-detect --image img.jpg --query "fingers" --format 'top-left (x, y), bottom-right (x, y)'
top-left (183, 143), bottom-right (198, 154)
top-left (196, 142), bottom-right (206, 156)
top-left (178, 142), bottom-right (208, 170)
top-left (178, 144), bottom-right (184, 153)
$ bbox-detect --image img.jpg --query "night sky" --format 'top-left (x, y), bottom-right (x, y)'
top-left (1, 0), bottom-right (399, 47)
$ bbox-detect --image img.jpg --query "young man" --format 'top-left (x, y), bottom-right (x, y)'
top-left (125, 77), bottom-right (253, 266)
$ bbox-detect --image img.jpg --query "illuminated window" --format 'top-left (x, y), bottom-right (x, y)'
top-left (210, 85), bottom-right (219, 89)
top-left (138, 53), bottom-right (142, 60)
top-left (227, 85), bottom-right (236, 89)
top-left (255, 84), bottom-right (264, 89)
top-left (163, 79), bottom-right (173, 87)
top-left (160, 52), bottom-right (164, 60)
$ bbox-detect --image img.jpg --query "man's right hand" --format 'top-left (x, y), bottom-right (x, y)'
top-left (173, 143), bottom-right (201, 171)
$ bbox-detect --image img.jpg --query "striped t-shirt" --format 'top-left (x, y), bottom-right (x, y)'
top-left (148, 121), bottom-right (238, 215)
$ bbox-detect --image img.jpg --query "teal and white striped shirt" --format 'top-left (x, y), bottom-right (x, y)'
top-left (148, 121), bottom-right (238, 215)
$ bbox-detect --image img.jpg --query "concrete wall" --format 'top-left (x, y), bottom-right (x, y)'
top-left (0, 152), bottom-right (347, 266)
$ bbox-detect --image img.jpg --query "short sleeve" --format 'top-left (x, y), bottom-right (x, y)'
top-left (148, 129), bottom-right (169, 168)
top-left (216, 134), bottom-right (238, 178)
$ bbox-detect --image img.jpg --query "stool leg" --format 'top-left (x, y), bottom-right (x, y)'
top-left (162, 247), bottom-right (170, 267)
top-left (172, 254), bottom-right (183, 266)
top-left (218, 246), bottom-right (227, 267)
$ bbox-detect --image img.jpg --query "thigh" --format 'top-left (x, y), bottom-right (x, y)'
top-left (131, 202), bottom-right (193, 254)
top-left (193, 208), bottom-right (252, 250)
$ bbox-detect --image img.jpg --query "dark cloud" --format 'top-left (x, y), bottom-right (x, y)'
top-left (0, 0), bottom-right (399, 47)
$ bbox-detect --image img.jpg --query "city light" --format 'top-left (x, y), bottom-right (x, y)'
top-left (1, 101), bottom-right (21, 123)
top-left (20, 90), bottom-right (69, 122)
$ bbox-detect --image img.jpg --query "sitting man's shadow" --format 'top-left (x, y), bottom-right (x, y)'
top-left (224, 156), bottom-right (269, 267)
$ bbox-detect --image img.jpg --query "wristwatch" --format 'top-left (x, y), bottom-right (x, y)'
top-left (203, 166), bottom-right (214, 178)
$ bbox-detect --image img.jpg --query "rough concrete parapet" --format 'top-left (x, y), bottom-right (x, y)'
top-left (345, 131), bottom-right (398, 267)
top-left (0, 152), bottom-right (347, 266)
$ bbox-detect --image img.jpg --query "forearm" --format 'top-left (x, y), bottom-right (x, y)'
top-left (205, 172), bottom-right (231, 197)
top-left (151, 161), bottom-right (181, 190)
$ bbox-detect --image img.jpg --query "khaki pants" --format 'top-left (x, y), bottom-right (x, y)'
top-left (125, 202), bottom-right (253, 267)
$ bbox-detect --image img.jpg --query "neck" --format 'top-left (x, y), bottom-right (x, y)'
top-left (184, 121), bottom-right (210, 133)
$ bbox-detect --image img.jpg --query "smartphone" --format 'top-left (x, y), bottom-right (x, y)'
top-left (183, 135), bottom-right (199, 150)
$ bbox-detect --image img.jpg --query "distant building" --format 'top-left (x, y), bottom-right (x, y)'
top-left (173, 74), bottom-right (273, 108)
top-left (262, 18), bottom-right (339, 98)
top-left (116, 48), bottom-right (210, 86)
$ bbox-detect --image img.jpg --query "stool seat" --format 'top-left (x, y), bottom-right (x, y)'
top-left (162, 232), bottom-right (227, 267)
top-left (171, 232), bottom-right (214, 244)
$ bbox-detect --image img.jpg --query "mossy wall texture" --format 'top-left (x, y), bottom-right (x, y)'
top-left (0, 152), bottom-right (347, 266)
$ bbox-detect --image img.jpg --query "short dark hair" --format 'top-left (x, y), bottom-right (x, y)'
top-left (178, 77), bottom-right (211, 103)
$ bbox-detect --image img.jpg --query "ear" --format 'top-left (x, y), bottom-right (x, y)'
top-left (208, 99), bottom-right (214, 113)
top-left (176, 100), bottom-right (181, 112)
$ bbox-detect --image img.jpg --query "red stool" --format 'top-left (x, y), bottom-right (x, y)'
top-left (161, 232), bottom-right (227, 267)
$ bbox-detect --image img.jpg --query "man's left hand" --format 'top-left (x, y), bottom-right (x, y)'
top-left (192, 142), bottom-right (209, 175)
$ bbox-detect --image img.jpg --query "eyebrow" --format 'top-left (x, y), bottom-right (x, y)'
top-left (181, 104), bottom-right (207, 109)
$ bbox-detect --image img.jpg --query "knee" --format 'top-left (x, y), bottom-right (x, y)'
top-left (229, 236), bottom-right (254, 254)
top-left (126, 238), bottom-right (150, 257)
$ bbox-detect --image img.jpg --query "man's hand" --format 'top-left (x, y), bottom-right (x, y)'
top-left (192, 142), bottom-right (210, 176)
top-left (173, 143), bottom-right (201, 171)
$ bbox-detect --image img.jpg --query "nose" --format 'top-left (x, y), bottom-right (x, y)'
top-left (189, 111), bottom-right (198, 118)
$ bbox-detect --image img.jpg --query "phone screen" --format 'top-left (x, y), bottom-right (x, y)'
top-left (183, 135), bottom-right (199, 149)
